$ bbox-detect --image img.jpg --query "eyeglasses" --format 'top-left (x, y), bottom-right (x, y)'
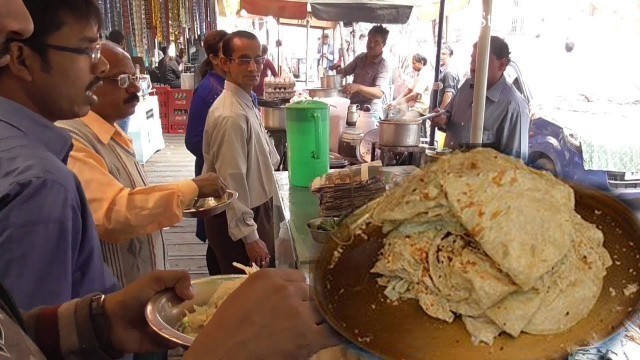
top-left (106, 74), bottom-right (140, 88)
top-left (43, 42), bottom-right (102, 64)
top-left (229, 57), bottom-right (265, 66)
top-left (9, 39), bottom-right (102, 64)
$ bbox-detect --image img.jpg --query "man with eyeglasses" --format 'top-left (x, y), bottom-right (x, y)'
top-left (203, 30), bottom-right (280, 274)
top-left (57, 41), bottom-right (227, 288)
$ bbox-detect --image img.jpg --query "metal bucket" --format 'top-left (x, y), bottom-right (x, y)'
top-left (260, 106), bottom-right (287, 130)
top-left (320, 75), bottom-right (344, 89)
top-left (307, 87), bottom-right (339, 98)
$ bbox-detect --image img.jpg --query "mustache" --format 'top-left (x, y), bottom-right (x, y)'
top-left (124, 94), bottom-right (140, 104)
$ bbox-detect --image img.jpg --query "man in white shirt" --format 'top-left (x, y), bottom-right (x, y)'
top-left (203, 30), bottom-right (280, 274)
top-left (392, 53), bottom-right (431, 116)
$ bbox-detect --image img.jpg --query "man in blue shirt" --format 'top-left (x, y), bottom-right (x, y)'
top-left (0, 0), bottom-right (119, 310)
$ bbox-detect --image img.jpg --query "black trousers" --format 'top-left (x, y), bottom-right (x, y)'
top-left (194, 156), bottom-right (221, 275)
top-left (205, 199), bottom-right (275, 274)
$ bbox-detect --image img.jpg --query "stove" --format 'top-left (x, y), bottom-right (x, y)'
top-left (376, 144), bottom-right (425, 167)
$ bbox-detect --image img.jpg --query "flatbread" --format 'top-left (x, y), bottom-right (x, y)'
top-left (462, 316), bottom-right (503, 345)
top-left (442, 149), bottom-right (575, 290)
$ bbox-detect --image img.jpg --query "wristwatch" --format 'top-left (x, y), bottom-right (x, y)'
top-left (89, 293), bottom-right (123, 359)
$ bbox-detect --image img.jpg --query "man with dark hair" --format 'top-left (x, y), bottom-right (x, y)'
top-left (316, 32), bottom-right (334, 76)
top-left (333, 24), bottom-right (390, 120)
top-left (203, 30), bottom-right (280, 274)
top-left (0, 0), bottom-right (119, 310)
top-left (107, 29), bottom-right (125, 49)
top-left (438, 43), bottom-right (459, 109)
top-left (392, 52), bottom-right (431, 116)
top-left (432, 36), bottom-right (530, 161)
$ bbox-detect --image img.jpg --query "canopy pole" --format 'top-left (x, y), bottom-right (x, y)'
top-left (427, 0), bottom-right (446, 147)
top-left (305, 18), bottom-right (310, 86)
top-left (470, 0), bottom-right (493, 145)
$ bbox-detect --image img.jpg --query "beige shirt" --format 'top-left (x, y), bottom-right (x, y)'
top-left (203, 81), bottom-right (280, 243)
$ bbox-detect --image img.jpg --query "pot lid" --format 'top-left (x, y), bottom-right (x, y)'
top-left (286, 100), bottom-right (329, 110)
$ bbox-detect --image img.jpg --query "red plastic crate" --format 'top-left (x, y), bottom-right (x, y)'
top-left (169, 108), bottom-right (189, 123)
top-left (160, 110), bottom-right (168, 123)
top-left (161, 121), bottom-right (169, 134)
top-left (168, 89), bottom-right (193, 108)
top-left (158, 99), bottom-right (168, 110)
top-left (169, 122), bottom-right (186, 134)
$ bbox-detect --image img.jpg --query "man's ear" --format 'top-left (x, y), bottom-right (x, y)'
top-left (219, 56), bottom-right (231, 72)
top-left (7, 42), bottom-right (37, 82)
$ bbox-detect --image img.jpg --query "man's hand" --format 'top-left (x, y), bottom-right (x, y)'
top-left (342, 83), bottom-right (360, 97)
top-left (430, 108), bottom-right (449, 129)
top-left (185, 269), bottom-right (342, 360)
top-left (104, 271), bottom-right (194, 354)
top-left (244, 239), bottom-right (270, 268)
top-left (192, 172), bottom-right (227, 198)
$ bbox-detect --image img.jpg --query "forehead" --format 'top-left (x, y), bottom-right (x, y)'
top-left (49, 15), bottom-right (99, 45)
top-left (104, 51), bottom-right (134, 76)
top-left (368, 35), bottom-right (384, 43)
top-left (230, 37), bottom-right (261, 56)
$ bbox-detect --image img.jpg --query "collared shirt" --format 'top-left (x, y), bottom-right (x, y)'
top-left (342, 52), bottom-right (390, 116)
top-left (410, 66), bottom-right (432, 115)
top-left (203, 81), bottom-right (280, 243)
top-left (57, 111), bottom-right (198, 244)
top-left (186, 71), bottom-right (226, 162)
top-left (0, 97), bottom-right (119, 311)
top-left (445, 76), bottom-right (530, 161)
top-left (437, 66), bottom-right (459, 107)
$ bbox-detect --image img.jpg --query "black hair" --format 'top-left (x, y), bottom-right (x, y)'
top-left (412, 53), bottom-right (427, 66)
top-left (199, 30), bottom-right (228, 79)
top-left (22, 0), bottom-right (103, 67)
top-left (475, 36), bottom-right (511, 63)
top-left (442, 43), bottom-right (454, 57)
top-left (368, 25), bottom-right (389, 44)
top-left (221, 30), bottom-right (259, 58)
top-left (261, 44), bottom-right (269, 56)
top-left (107, 29), bottom-right (125, 46)
top-left (160, 46), bottom-right (167, 56)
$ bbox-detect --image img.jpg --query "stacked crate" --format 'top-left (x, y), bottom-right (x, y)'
top-left (154, 85), bottom-right (170, 133)
top-left (168, 89), bottom-right (193, 134)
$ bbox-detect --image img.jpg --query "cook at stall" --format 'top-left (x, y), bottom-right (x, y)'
top-left (332, 25), bottom-right (390, 121)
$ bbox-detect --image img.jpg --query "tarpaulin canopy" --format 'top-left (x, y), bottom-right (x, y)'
top-left (416, 0), bottom-right (470, 21)
top-left (310, 0), bottom-right (419, 24)
top-left (241, 0), bottom-right (309, 20)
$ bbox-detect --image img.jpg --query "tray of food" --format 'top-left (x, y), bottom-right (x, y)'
top-left (182, 190), bottom-right (238, 218)
top-left (312, 148), bottom-right (640, 360)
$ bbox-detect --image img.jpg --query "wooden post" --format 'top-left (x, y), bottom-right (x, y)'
top-left (470, 0), bottom-right (493, 145)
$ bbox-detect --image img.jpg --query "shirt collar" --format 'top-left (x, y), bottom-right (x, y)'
top-left (0, 96), bottom-right (72, 162)
top-left (486, 75), bottom-right (508, 102)
top-left (80, 111), bottom-right (132, 148)
top-left (224, 81), bottom-right (258, 109)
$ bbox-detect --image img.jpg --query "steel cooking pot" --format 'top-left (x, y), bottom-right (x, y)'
top-left (320, 75), bottom-right (344, 90)
top-left (378, 119), bottom-right (422, 147)
top-left (307, 87), bottom-right (339, 98)
top-left (260, 106), bottom-right (287, 130)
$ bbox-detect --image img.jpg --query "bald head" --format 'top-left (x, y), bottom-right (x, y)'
top-left (92, 41), bottom-right (140, 123)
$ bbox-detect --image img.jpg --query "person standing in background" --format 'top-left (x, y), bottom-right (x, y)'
top-left (391, 53), bottom-right (431, 117)
top-left (317, 33), bottom-right (334, 77)
top-left (203, 31), bottom-right (280, 274)
top-left (160, 43), bottom-right (181, 88)
top-left (185, 29), bottom-right (229, 275)
top-left (438, 43), bottom-right (459, 110)
top-left (253, 44), bottom-right (278, 97)
top-left (107, 29), bottom-right (131, 133)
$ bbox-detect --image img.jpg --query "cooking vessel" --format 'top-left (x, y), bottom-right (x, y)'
top-left (260, 106), bottom-right (287, 130)
top-left (312, 184), bottom-right (640, 360)
top-left (320, 74), bottom-right (344, 89)
top-left (378, 119), bottom-right (422, 147)
top-left (307, 87), bottom-right (339, 99)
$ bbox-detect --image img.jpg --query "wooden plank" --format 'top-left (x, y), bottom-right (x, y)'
top-left (165, 242), bottom-right (208, 257)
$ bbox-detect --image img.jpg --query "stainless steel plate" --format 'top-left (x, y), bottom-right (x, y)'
top-left (182, 190), bottom-right (238, 219)
top-left (145, 275), bottom-right (246, 346)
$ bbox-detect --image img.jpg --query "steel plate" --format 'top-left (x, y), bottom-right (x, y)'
top-left (182, 190), bottom-right (238, 219)
top-left (145, 275), bottom-right (246, 346)
top-left (312, 184), bottom-right (640, 360)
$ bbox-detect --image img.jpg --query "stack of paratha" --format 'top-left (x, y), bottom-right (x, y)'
top-left (370, 148), bottom-right (612, 345)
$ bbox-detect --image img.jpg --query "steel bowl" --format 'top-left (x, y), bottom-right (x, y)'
top-left (307, 217), bottom-right (341, 244)
top-left (320, 74), bottom-right (344, 89)
top-left (260, 106), bottom-right (287, 130)
top-left (145, 274), bottom-right (247, 346)
top-left (182, 190), bottom-right (238, 218)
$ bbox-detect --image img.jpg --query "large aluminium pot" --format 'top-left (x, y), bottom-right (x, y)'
top-left (260, 106), bottom-right (287, 130)
top-left (320, 75), bottom-right (344, 89)
top-left (307, 87), bottom-right (339, 99)
top-left (378, 119), bottom-right (422, 147)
